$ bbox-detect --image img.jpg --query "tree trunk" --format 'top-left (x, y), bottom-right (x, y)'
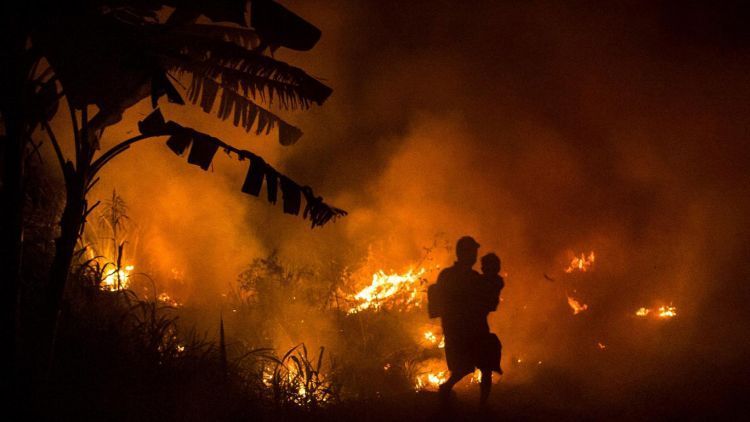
top-left (44, 168), bottom-right (86, 367)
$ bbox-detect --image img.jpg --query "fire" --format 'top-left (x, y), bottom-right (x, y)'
top-left (469, 368), bottom-right (482, 383)
top-left (346, 268), bottom-right (427, 314)
top-left (565, 251), bottom-right (595, 273)
top-left (658, 305), bottom-right (677, 318)
top-left (567, 294), bottom-right (589, 315)
top-left (415, 370), bottom-right (447, 391)
top-left (422, 330), bottom-right (445, 348)
top-left (262, 364), bottom-right (332, 404)
top-left (635, 304), bottom-right (677, 318)
top-left (101, 264), bottom-right (134, 291)
top-left (636, 307), bottom-right (650, 317)
top-left (157, 292), bottom-right (182, 307)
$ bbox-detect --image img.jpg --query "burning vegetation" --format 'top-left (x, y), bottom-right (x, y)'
top-left (344, 268), bottom-right (429, 314)
top-left (564, 251), bottom-right (596, 273)
top-left (71, 196), bottom-right (688, 412)
top-left (636, 305), bottom-right (678, 319)
top-left (566, 294), bottom-right (589, 315)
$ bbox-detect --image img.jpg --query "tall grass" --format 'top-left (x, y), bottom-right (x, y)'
top-left (264, 343), bottom-right (339, 410)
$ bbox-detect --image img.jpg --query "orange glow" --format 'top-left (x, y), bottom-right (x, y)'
top-left (635, 304), bottom-right (677, 318)
top-left (157, 292), bottom-right (182, 307)
top-left (422, 330), bottom-right (445, 348)
top-left (101, 264), bottom-right (134, 291)
top-left (658, 305), bottom-right (677, 318)
top-left (565, 251), bottom-right (596, 273)
top-left (567, 294), bottom-right (589, 315)
top-left (415, 370), bottom-right (447, 391)
top-left (346, 268), bottom-right (427, 314)
top-left (636, 307), bottom-right (650, 317)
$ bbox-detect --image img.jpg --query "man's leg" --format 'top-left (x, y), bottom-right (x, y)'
top-left (479, 368), bottom-right (492, 406)
top-left (439, 370), bottom-right (471, 399)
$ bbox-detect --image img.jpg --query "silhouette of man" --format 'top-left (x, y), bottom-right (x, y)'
top-left (433, 236), bottom-right (502, 406)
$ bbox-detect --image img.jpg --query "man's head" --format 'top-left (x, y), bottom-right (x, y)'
top-left (456, 236), bottom-right (480, 266)
top-left (481, 253), bottom-right (501, 276)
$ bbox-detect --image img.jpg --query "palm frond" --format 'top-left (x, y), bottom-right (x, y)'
top-left (137, 109), bottom-right (346, 227)
top-left (148, 29), bottom-right (332, 105)
top-left (166, 56), bottom-right (314, 110)
top-left (185, 73), bottom-right (303, 145)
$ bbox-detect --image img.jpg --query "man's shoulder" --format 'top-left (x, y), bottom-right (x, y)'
top-left (437, 266), bottom-right (453, 284)
top-left (438, 265), bottom-right (457, 276)
top-left (437, 265), bottom-right (467, 284)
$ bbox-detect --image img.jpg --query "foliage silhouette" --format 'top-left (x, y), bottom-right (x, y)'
top-left (1, 0), bottom-right (344, 409)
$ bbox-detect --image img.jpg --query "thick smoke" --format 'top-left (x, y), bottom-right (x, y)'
top-left (48, 0), bottom-right (750, 404)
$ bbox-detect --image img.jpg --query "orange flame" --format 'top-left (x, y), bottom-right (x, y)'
top-left (635, 307), bottom-right (650, 317)
top-left (157, 292), bottom-right (182, 307)
top-left (422, 330), bottom-right (445, 348)
top-left (565, 251), bottom-right (596, 273)
top-left (635, 304), bottom-right (677, 318)
top-left (415, 370), bottom-right (447, 391)
top-left (658, 305), bottom-right (677, 318)
top-left (101, 264), bottom-right (134, 291)
top-left (567, 294), bottom-right (589, 315)
top-left (346, 268), bottom-right (427, 314)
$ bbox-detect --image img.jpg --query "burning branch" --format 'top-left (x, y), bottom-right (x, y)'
top-left (344, 268), bottom-right (428, 314)
top-left (565, 251), bottom-right (596, 273)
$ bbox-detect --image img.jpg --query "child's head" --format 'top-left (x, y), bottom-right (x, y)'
top-left (481, 253), bottom-right (501, 275)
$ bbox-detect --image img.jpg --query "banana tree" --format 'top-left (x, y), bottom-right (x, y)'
top-left (2, 0), bottom-right (345, 391)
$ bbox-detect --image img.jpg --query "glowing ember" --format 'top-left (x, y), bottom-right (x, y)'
top-left (469, 368), bottom-right (482, 383)
top-left (415, 370), bottom-right (447, 391)
top-left (423, 330), bottom-right (438, 344)
top-left (101, 264), bottom-right (134, 291)
top-left (567, 294), bottom-right (589, 315)
top-left (262, 369), bottom-right (274, 387)
top-left (658, 305), bottom-right (677, 318)
top-left (635, 304), bottom-right (677, 319)
top-left (597, 342), bottom-right (607, 350)
top-left (468, 368), bottom-right (501, 384)
top-left (565, 251), bottom-right (596, 273)
top-left (346, 268), bottom-right (427, 314)
top-left (422, 330), bottom-right (445, 348)
top-left (636, 307), bottom-right (651, 317)
top-left (263, 364), bottom-right (332, 404)
top-left (157, 292), bottom-right (182, 307)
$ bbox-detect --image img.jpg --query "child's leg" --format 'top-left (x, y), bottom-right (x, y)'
top-left (479, 368), bottom-right (492, 405)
